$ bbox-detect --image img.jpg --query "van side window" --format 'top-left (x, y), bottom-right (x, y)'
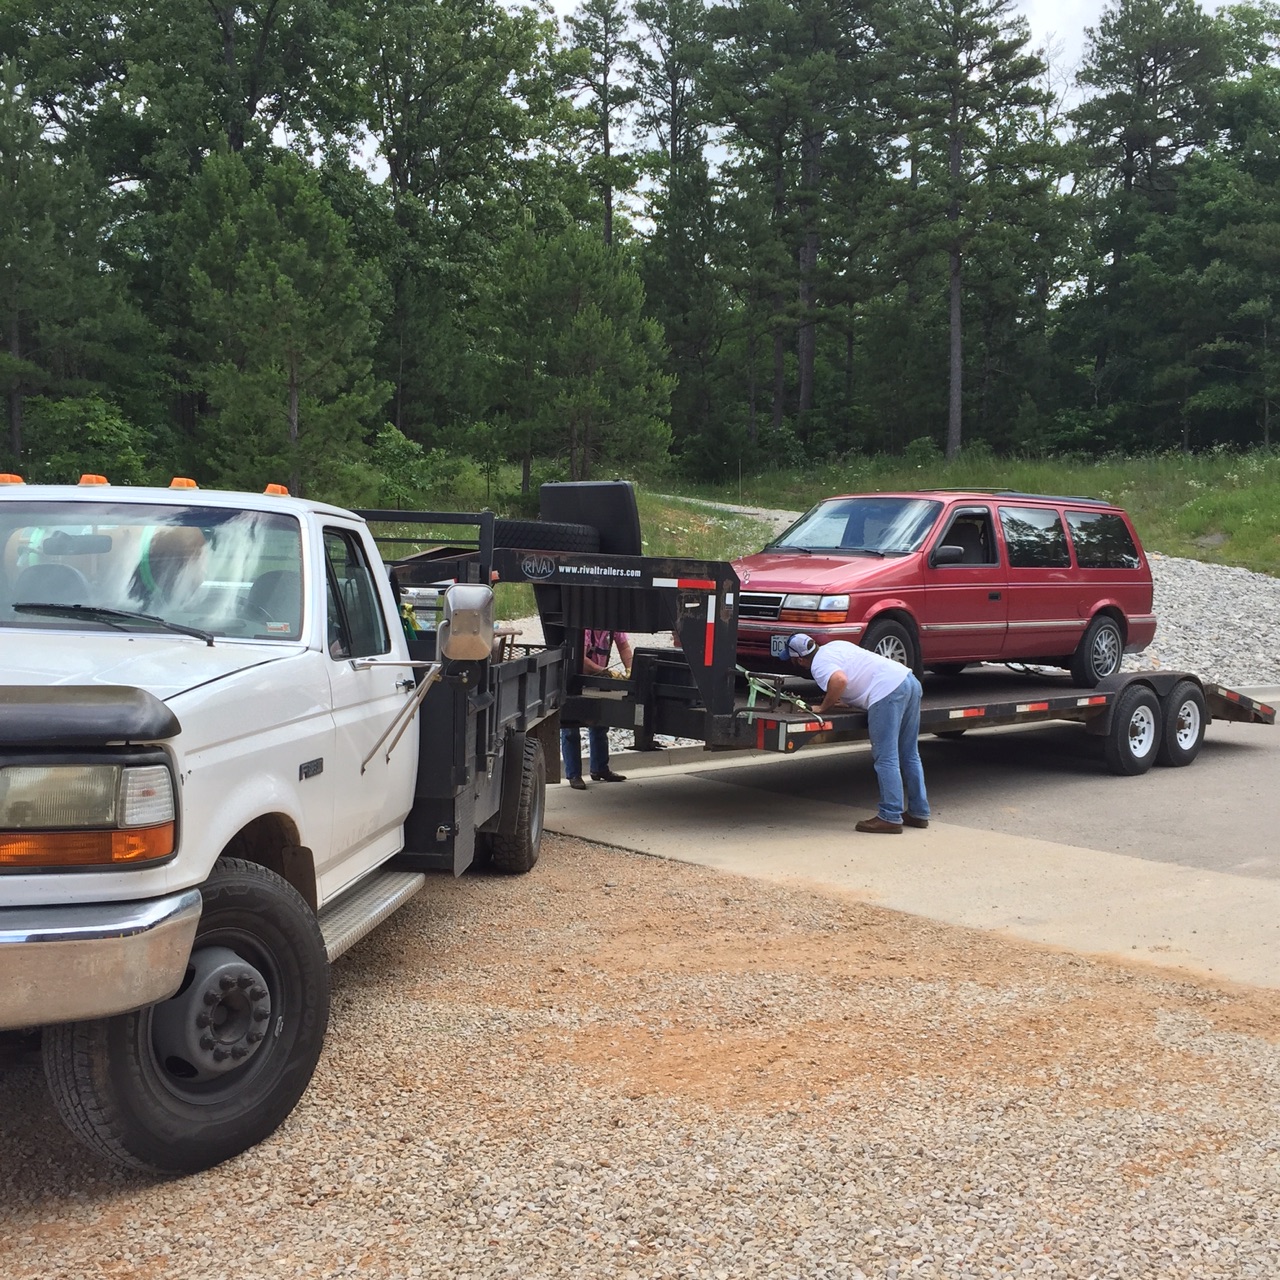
top-left (324, 529), bottom-right (389, 659)
top-left (999, 506), bottom-right (1071, 569)
top-left (936, 509), bottom-right (997, 565)
top-left (1066, 510), bottom-right (1141, 569)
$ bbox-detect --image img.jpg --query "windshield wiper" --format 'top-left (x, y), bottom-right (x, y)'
top-left (765, 543), bottom-right (813, 554)
top-left (13, 603), bottom-right (215, 646)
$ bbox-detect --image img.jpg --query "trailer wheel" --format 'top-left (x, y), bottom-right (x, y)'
top-left (1071, 614), bottom-right (1123, 687)
top-left (862, 619), bottom-right (919, 675)
top-left (488, 736), bottom-right (546, 875)
top-left (42, 858), bottom-right (329, 1174)
top-left (1157, 680), bottom-right (1206, 767)
top-left (493, 518), bottom-right (600, 554)
top-left (1103, 685), bottom-right (1161, 775)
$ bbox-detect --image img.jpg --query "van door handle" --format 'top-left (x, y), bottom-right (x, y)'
top-left (988, 592), bottom-right (1002, 601)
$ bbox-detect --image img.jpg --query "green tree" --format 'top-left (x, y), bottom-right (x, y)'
top-left (181, 150), bottom-right (387, 497)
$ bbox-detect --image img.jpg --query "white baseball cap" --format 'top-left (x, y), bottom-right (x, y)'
top-left (787, 633), bottom-right (817, 658)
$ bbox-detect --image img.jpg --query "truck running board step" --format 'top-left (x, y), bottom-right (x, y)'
top-left (319, 870), bottom-right (426, 962)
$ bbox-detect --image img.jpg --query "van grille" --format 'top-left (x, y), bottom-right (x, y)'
top-left (740, 592), bottom-right (785, 621)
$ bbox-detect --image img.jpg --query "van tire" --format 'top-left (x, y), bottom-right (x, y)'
top-left (862, 619), bottom-right (920, 676)
top-left (43, 859), bottom-right (329, 1174)
top-left (1071, 614), bottom-right (1123, 687)
top-left (493, 519), bottom-right (600, 554)
top-left (488, 737), bottom-right (546, 875)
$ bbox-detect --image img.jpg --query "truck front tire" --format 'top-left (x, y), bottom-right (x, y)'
top-left (42, 858), bottom-right (330, 1175)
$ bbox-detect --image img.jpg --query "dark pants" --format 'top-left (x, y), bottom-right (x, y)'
top-left (561, 726), bottom-right (609, 780)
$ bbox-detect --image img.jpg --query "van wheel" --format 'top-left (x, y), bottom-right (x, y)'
top-left (1071, 615), bottom-right (1123, 686)
top-left (1157, 680), bottom-right (1206, 767)
top-left (1103, 685), bottom-right (1161, 776)
top-left (488, 737), bottom-right (546, 875)
top-left (862, 619), bottom-right (919, 675)
top-left (42, 859), bottom-right (330, 1175)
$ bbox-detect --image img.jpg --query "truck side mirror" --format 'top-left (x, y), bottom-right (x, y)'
top-left (438, 584), bottom-right (495, 660)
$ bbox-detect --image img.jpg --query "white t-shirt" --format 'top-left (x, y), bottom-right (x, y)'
top-left (810, 641), bottom-right (910, 709)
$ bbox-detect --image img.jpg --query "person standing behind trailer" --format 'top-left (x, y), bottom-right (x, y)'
top-left (786, 634), bottom-right (931, 834)
top-left (562, 628), bottom-right (635, 790)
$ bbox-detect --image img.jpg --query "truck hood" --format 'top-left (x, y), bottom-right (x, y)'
top-left (733, 551), bottom-right (910, 594)
top-left (2, 630), bottom-right (301, 701)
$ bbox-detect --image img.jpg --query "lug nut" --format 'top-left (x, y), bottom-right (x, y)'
top-left (247, 1031), bottom-right (264, 1044)
top-left (231, 1046), bottom-right (248, 1060)
top-left (237, 975), bottom-right (253, 989)
top-left (195, 1012), bottom-right (211, 1029)
top-left (203, 990), bottom-right (220, 1005)
top-left (249, 986), bottom-right (267, 1001)
top-left (199, 1034), bottom-right (215, 1050)
top-left (253, 1008), bottom-right (270, 1022)
top-left (219, 975), bottom-right (236, 991)
top-left (212, 1047), bottom-right (229, 1062)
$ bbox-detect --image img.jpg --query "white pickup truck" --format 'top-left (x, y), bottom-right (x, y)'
top-left (0, 479), bottom-right (563, 1174)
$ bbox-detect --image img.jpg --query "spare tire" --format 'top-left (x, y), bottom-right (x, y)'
top-left (493, 518), bottom-right (600, 554)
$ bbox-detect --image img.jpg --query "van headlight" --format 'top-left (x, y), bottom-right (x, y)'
top-left (0, 764), bottom-right (176, 868)
top-left (779, 594), bottom-right (850, 624)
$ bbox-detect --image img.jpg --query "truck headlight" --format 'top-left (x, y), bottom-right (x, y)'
top-left (0, 764), bottom-right (176, 868)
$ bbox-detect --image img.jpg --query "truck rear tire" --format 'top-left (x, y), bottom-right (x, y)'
top-left (488, 736), bottom-right (546, 875)
top-left (1156, 679), bottom-right (1206, 767)
top-left (1103, 684), bottom-right (1161, 776)
top-left (493, 518), bottom-right (600, 554)
top-left (42, 858), bottom-right (330, 1174)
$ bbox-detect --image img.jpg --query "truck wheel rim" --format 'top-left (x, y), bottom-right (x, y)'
top-left (1174, 700), bottom-right (1202, 749)
top-left (1129, 705), bottom-right (1157, 757)
top-left (150, 939), bottom-right (276, 1092)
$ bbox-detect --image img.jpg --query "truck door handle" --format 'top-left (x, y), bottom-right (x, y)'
top-left (396, 677), bottom-right (416, 692)
top-left (988, 592), bottom-right (1002, 601)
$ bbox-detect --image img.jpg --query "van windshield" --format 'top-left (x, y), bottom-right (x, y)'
top-left (767, 496), bottom-right (943, 555)
top-left (0, 501), bottom-right (304, 640)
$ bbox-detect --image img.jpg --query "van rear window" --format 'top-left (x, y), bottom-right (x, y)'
top-left (1066, 511), bottom-right (1141, 569)
top-left (998, 506), bottom-right (1071, 569)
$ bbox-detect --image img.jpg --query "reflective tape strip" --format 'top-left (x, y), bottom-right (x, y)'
top-left (1016, 702), bottom-right (1051, 713)
top-left (1076, 696), bottom-right (1108, 706)
top-left (949, 707), bottom-right (987, 719)
top-left (652, 576), bottom-right (717, 590)
top-left (704, 594), bottom-right (715, 665)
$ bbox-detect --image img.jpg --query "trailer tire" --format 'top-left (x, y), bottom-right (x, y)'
top-left (1071, 614), bottom-right (1123, 687)
top-left (1103, 685), bottom-right (1161, 776)
top-left (42, 858), bottom-right (329, 1174)
top-left (1157, 679), bottom-right (1206, 767)
top-left (493, 518), bottom-right (600, 554)
top-left (862, 619), bottom-right (920, 676)
top-left (488, 736), bottom-right (546, 875)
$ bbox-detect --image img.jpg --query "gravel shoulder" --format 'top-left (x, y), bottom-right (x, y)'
top-left (3, 837), bottom-right (1280, 1278)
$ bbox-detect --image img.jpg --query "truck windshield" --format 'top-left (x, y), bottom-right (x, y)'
top-left (767, 496), bottom-right (943, 555)
top-left (0, 502), bottom-right (305, 640)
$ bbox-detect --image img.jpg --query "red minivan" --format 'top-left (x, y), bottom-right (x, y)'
top-left (733, 490), bottom-right (1157, 686)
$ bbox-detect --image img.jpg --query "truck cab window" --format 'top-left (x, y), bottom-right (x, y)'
top-left (324, 528), bottom-right (389, 659)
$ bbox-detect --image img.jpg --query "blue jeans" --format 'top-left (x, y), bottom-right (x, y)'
top-left (864, 674), bottom-right (930, 824)
top-left (561, 726), bottom-right (609, 780)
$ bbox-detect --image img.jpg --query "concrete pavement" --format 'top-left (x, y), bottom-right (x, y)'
top-left (546, 686), bottom-right (1280, 989)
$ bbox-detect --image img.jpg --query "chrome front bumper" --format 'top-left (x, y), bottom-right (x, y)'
top-left (0, 889), bottom-right (203, 1031)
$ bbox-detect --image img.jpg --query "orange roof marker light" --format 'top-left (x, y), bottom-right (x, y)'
top-left (263, 483), bottom-right (290, 496)
top-left (169, 476), bottom-right (199, 489)
top-left (78, 474), bottom-right (110, 486)
top-left (0, 473), bottom-right (23, 485)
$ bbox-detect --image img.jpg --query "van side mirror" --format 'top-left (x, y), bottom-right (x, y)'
top-left (438, 584), bottom-right (494, 660)
top-left (933, 544), bottom-right (965, 566)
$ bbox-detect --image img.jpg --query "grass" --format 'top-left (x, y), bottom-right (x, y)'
top-left (676, 449), bottom-right (1280, 577)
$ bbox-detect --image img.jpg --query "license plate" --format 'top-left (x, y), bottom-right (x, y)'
top-left (770, 634), bottom-right (792, 659)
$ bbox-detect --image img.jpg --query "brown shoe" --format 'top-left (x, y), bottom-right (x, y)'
top-left (855, 816), bottom-right (903, 834)
top-left (590, 769), bottom-right (627, 782)
top-left (903, 815), bottom-right (929, 829)
top-left (568, 776), bottom-right (587, 791)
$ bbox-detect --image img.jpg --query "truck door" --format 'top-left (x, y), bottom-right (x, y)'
top-left (317, 526), bottom-right (419, 901)
top-left (921, 505), bottom-right (1008, 662)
